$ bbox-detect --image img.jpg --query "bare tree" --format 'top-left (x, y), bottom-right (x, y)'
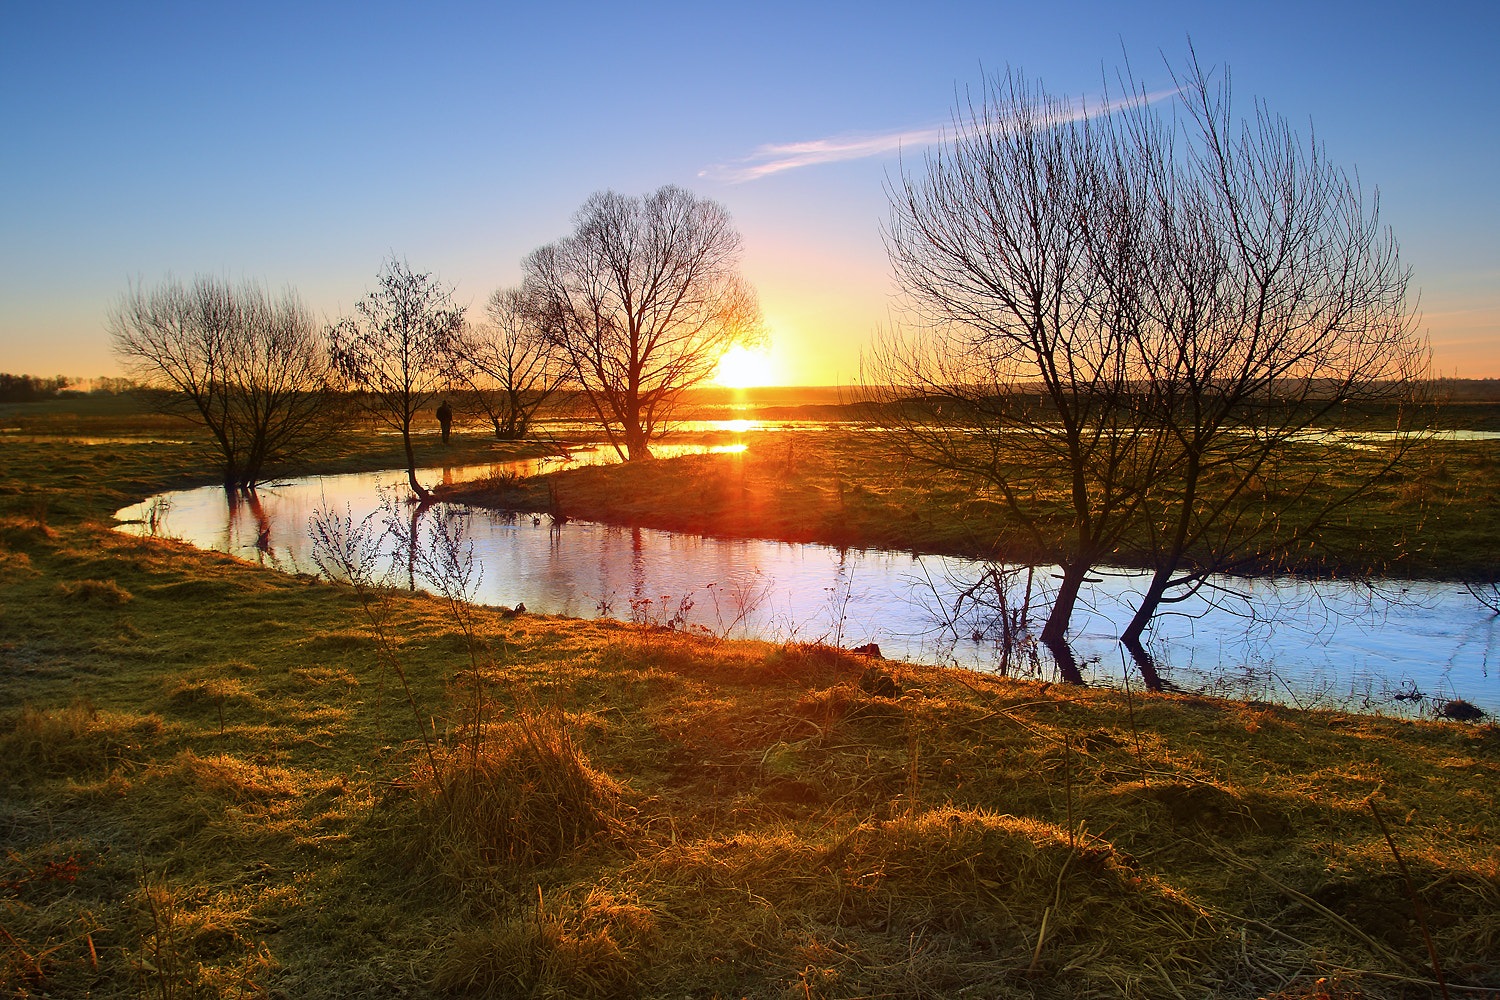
top-left (110, 275), bottom-right (342, 491)
top-left (1097, 56), bottom-right (1429, 660)
top-left (329, 258), bottom-right (465, 502)
top-left (523, 185), bottom-right (763, 460)
top-left (877, 73), bottom-right (1168, 659)
top-left (452, 286), bottom-right (566, 440)
top-left (877, 57), bottom-right (1429, 677)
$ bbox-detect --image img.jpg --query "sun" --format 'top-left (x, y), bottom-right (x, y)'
top-left (713, 344), bottom-right (778, 388)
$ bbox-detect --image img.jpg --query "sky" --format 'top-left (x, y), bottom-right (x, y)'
top-left (2, 0), bottom-right (1497, 386)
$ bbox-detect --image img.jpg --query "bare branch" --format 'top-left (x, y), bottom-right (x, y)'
top-left (109, 275), bottom-right (343, 490)
top-left (523, 186), bottom-right (764, 460)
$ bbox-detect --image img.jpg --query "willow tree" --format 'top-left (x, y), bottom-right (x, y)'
top-left (110, 275), bottom-right (342, 491)
top-left (523, 185), bottom-right (763, 460)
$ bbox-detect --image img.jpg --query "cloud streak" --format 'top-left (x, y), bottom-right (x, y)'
top-left (701, 89), bottom-right (1178, 184)
top-left (700, 124), bottom-right (950, 183)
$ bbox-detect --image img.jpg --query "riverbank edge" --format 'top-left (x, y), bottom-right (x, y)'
top-left (429, 449), bottom-right (1497, 586)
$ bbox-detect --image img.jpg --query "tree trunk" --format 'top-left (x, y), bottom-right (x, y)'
top-left (401, 420), bottom-right (430, 501)
top-left (1120, 567), bottom-right (1173, 649)
top-left (1040, 561), bottom-right (1089, 647)
top-left (624, 421), bottom-right (653, 460)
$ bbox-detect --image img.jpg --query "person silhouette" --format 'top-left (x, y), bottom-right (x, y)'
top-left (436, 400), bottom-right (453, 444)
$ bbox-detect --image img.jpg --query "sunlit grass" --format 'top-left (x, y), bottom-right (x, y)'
top-left (442, 427), bottom-right (1500, 579)
top-left (0, 413), bottom-right (1497, 997)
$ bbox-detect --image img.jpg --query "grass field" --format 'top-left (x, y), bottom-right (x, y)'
top-left (441, 425), bottom-right (1500, 582)
top-left (1, 400), bottom-right (1497, 998)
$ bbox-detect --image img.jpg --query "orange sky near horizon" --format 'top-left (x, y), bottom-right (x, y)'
top-left (3, 6), bottom-right (1495, 389)
top-left (720, 276), bottom-right (1500, 388)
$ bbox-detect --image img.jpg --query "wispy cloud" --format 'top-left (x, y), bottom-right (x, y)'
top-left (700, 124), bottom-right (949, 183)
top-left (701, 89), bottom-right (1178, 184)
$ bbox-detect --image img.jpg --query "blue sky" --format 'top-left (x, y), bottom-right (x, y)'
top-left (3, 0), bottom-right (1496, 384)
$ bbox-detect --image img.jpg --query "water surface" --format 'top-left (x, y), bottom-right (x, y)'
top-left (114, 453), bottom-right (1499, 715)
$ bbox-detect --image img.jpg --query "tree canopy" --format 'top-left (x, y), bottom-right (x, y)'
top-left (524, 185), bottom-right (763, 460)
top-left (876, 57), bottom-right (1427, 671)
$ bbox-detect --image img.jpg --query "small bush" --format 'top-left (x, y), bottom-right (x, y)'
top-left (412, 704), bottom-right (625, 871)
top-left (57, 578), bottom-right (133, 605)
top-left (1437, 698), bottom-right (1487, 722)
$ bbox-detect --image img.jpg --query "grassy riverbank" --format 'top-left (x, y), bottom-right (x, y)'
top-left (439, 427), bottom-right (1500, 582)
top-left (1, 421), bottom-right (1498, 997)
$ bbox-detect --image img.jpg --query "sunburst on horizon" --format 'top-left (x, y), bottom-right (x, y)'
top-left (713, 344), bottom-right (779, 388)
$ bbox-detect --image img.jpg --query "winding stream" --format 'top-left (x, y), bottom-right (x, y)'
top-left (113, 448), bottom-right (1500, 715)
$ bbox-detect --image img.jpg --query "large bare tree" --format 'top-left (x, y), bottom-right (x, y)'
top-left (110, 275), bottom-right (342, 491)
top-left (878, 73), bottom-right (1167, 659)
top-left (878, 58), bottom-right (1428, 676)
top-left (1097, 58), bottom-right (1429, 661)
top-left (523, 185), bottom-right (763, 460)
top-left (329, 258), bottom-right (465, 502)
top-left (451, 286), bottom-right (566, 440)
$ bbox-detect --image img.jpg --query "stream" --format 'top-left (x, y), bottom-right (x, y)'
top-left (113, 447), bottom-right (1500, 716)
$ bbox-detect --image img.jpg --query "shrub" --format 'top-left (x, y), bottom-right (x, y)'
top-left (412, 703), bottom-right (625, 871)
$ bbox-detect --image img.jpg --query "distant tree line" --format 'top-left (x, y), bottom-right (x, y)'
top-left (0, 373), bottom-right (71, 402)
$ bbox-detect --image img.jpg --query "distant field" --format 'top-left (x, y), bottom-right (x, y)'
top-left (9, 379), bottom-right (1500, 432)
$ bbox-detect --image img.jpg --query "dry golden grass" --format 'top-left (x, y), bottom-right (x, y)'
top-left (407, 703), bottom-right (628, 874)
top-left (1, 428), bottom-right (1497, 998)
top-left (0, 699), bottom-right (164, 781)
top-left (56, 577), bottom-right (134, 604)
top-left (437, 888), bottom-right (659, 999)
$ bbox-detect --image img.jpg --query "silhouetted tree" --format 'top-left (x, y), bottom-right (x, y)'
top-left (330, 258), bottom-right (465, 502)
top-left (110, 276), bottom-right (342, 490)
top-left (876, 57), bottom-right (1428, 675)
top-left (453, 286), bottom-right (566, 440)
top-left (877, 72), bottom-right (1167, 659)
top-left (1096, 56), bottom-right (1428, 660)
top-left (523, 185), bottom-right (763, 460)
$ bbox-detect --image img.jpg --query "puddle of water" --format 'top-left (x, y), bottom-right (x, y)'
top-left (1, 434), bottom-right (196, 445)
top-left (114, 453), bottom-right (1499, 716)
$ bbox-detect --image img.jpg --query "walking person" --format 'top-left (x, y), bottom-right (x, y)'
top-left (436, 399), bottom-right (453, 444)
